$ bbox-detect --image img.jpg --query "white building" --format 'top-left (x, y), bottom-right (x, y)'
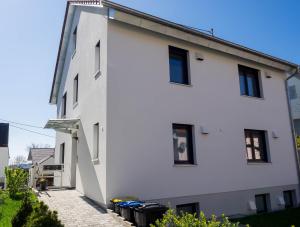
top-left (27, 148), bottom-right (56, 188)
top-left (46, 0), bottom-right (300, 217)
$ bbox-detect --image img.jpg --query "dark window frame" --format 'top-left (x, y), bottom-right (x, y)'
top-left (95, 41), bottom-right (101, 74)
top-left (176, 203), bottom-right (199, 216)
top-left (239, 65), bottom-right (261, 98)
top-left (255, 194), bottom-right (269, 214)
top-left (169, 46), bottom-right (190, 85)
top-left (244, 129), bottom-right (268, 163)
top-left (62, 92), bottom-right (67, 118)
top-left (93, 123), bottom-right (100, 160)
top-left (60, 143), bottom-right (65, 164)
top-left (73, 75), bottom-right (79, 104)
top-left (73, 27), bottom-right (77, 51)
top-left (283, 190), bottom-right (295, 208)
top-left (172, 124), bottom-right (194, 165)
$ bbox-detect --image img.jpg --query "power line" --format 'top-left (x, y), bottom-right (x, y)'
top-left (0, 118), bottom-right (44, 129)
top-left (9, 125), bottom-right (55, 139)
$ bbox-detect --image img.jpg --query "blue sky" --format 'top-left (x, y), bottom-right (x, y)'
top-left (0, 0), bottom-right (299, 161)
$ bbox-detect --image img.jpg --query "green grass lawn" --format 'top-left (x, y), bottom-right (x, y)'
top-left (0, 191), bottom-right (22, 227)
top-left (234, 208), bottom-right (300, 227)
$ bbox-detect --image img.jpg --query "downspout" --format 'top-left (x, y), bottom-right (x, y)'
top-left (285, 65), bottom-right (300, 204)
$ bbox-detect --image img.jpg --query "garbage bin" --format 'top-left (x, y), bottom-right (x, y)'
top-left (110, 197), bottom-right (138, 212)
top-left (119, 201), bottom-right (144, 223)
top-left (134, 203), bottom-right (168, 227)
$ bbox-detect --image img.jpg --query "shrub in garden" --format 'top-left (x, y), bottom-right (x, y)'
top-left (151, 209), bottom-right (244, 227)
top-left (5, 167), bottom-right (28, 199)
top-left (25, 201), bottom-right (63, 227)
top-left (11, 192), bottom-right (33, 227)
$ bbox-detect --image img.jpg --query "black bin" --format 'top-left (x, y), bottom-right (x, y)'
top-left (134, 203), bottom-right (168, 227)
top-left (119, 201), bottom-right (144, 223)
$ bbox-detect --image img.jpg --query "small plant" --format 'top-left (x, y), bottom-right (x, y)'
top-left (25, 201), bottom-right (64, 227)
top-left (5, 168), bottom-right (28, 199)
top-left (11, 191), bottom-right (33, 227)
top-left (151, 209), bottom-right (243, 227)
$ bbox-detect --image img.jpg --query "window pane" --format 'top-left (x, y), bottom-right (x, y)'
top-left (284, 191), bottom-right (294, 208)
top-left (254, 149), bottom-right (261, 160)
top-left (173, 124), bottom-right (193, 164)
top-left (247, 147), bottom-right (253, 159)
top-left (95, 41), bottom-right (100, 73)
top-left (177, 203), bottom-right (198, 216)
top-left (170, 56), bottom-right (184, 83)
top-left (169, 46), bottom-right (189, 85)
top-left (239, 75), bottom-right (246, 95)
top-left (173, 128), bottom-right (188, 162)
top-left (244, 129), bottom-right (267, 162)
top-left (255, 194), bottom-right (267, 213)
top-left (238, 65), bottom-right (260, 97)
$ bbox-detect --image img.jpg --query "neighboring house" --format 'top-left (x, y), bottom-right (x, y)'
top-left (46, 0), bottom-right (300, 217)
top-left (27, 148), bottom-right (55, 187)
top-left (0, 123), bottom-right (9, 188)
top-left (288, 75), bottom-right (300, 136)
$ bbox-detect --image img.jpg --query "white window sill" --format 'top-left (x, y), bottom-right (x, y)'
top-left (169, 82), bottom-right (192, 87)
top-left (173, 164), bottom-right (197, 167)
top-left (241, 95), bottom-right (264, 100)
top-left (247, 162), bottom-right (272, 165)
top-left (72, 50), bottom-right (76, 59)
top-left (94, 70), bottom-right (101, 79)
top-left (73, 102), bottom-right (78, 109)
top-left (92, 158), bottom-right (100, 165)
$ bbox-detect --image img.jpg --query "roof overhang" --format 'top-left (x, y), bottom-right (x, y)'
top-left (44, 119), bottom-right (80, 134)
top-left (50, 0), bottom-right (299, 104)
top-left (102, 0), bottom-right (299, 72)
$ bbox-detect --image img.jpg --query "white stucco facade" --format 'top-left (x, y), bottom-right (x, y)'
top-left (49, 2), bottom-right (300, 217)
top-left (0, 147), bottom-right (9, 184)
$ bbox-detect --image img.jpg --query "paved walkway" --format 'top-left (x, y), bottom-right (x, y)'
top-left (38, 190), bottom-right (132, 227)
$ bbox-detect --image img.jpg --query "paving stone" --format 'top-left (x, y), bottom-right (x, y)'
top-left (38, 190), bottom-right (132, 227)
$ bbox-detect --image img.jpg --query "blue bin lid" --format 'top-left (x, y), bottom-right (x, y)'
top-left (118, 201), bottom-right (144, 208)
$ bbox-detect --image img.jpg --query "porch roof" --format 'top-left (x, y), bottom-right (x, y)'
top-left (44, 119), bottom-right (80, 134)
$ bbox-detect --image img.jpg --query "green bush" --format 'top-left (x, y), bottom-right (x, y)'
top-left (151, 209), bottom-right (244, 227)
top-left (5, 168), bottom-right (28, 199)
top-left (11, 192), bottom-right (33, 227)
top-left (25, 201), bottom-right (63, 227)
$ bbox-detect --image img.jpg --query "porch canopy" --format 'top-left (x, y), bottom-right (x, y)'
top-left (44, 119), bottom-right (80, 134)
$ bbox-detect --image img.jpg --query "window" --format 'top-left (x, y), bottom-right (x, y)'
top-left (61, 92), bottom-right (67, 118)
top-left (173, 124), bottom-right (194, 164)
top-left (60, 143), bottom-right (65, 164)
top-left (169, 46), bottom-right (189, 85)
top-left (93, 123), bottom-right (99, 160)
top-left (239, 65), bottom-right (261, 98)
top-left (289, 85), bottom-right (297, 100)
top-left (73, 75), bottom-right (79, 104)
top-left (244, 129), bottom-right (268, 162)
top-left (283, 190), bottom-right (295, 208)
top-left (95, 41), bottom-right (100, 74)
top-left (255, 194), bottom-right (269, 213)
top-left (176, 203), bottom-right (199, 216)
top-left (73, 27), bottom-right (77, 52)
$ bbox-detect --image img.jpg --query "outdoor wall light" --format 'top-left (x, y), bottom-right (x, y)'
top-left (272, 131), bottom-right (279, 139)
top-left (200, 126), bottom-right (209, 135)
top-left (195, 52), bottom-right (204, 61)
top-left (265, 72), bottom-right (272, 79)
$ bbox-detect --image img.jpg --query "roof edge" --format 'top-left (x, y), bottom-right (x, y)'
top-left (102, 0), bottom-right (298, 69)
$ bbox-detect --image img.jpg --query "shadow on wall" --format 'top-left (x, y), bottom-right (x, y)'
top-left (77, 121), bottom-right (105, 206)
